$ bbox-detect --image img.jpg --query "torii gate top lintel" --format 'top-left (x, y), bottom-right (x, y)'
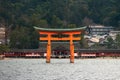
top-left (34, 26), bottom-right (86, 63)
top-left (34, 26), bottom-right (86, 32)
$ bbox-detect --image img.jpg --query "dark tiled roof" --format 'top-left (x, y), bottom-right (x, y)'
top-left (11, 49), bottom-right (46, 53)
top-left (75, 49), bottom-right (120, 53)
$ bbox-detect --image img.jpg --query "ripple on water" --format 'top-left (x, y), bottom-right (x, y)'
top-left (0, 59), bottom-right (120, 80)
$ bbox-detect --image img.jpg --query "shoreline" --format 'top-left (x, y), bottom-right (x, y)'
top-left (1, 57), bottom-right (120, 60)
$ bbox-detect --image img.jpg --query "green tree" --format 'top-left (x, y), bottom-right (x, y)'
top-left (80, 33), bottom-right (89, 48)
top-left (0, 44), bottom-right (10, 54)
top-left (51, 15), bottom-right (63, 28)
top-left (10, 27), bottom-right (39, 49)
top-left (106, 36), bottom-right (116, 49)
top-left (1, 0), bottom-right (120, 46)
top-left (1, 0), bottom-right (120, 29)
top-left (115, 34), bottom-right (120, 49)
top-left (91, 43), bottom-right (99, 49)
top-left (39, 19), bottom-right (48, 28)
top-left (68, 24), bottom-right (76, 28)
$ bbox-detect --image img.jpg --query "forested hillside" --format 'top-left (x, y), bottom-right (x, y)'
top-left (0, 0), bottom-right (120, 49)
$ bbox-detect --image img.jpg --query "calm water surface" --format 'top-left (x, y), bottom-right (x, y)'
top-left (0, 59), bottom-right (120, 80)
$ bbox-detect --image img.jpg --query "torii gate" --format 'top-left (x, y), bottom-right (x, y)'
top-left (34, 27), bottom-right (86, 63)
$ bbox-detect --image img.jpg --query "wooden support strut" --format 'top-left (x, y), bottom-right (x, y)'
top-left (70, 34), bottom-right (74, 63)
top-left (46, 34), bottom-right (51, 63)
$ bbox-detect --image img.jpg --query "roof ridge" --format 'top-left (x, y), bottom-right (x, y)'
top-left (34, 26), bottom-right (86, 31)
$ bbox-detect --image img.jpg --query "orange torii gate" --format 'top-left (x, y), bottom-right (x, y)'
top-left (34, 27), bottom-right (86, 63)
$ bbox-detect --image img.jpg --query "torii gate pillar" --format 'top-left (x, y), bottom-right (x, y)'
top-left (46, 34), bottom-right (51, 63)
top-left (70, 34), bottom-right (74, 63)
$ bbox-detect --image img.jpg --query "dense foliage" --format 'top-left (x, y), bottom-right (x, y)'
top-left (0, 0), bottom-right (120, 28)
top-left (9, 27), bottom-right (39, 49)
top-left (0, 44), bottom-right (10, 53)
top-left (0, 0), bottom-right (120, 49)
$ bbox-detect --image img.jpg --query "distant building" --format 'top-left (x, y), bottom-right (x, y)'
top-left (84, 25), bottom-right (114, 46)
top-left (0, 27), bottom-right (5, 44)
top-left (89, 25), bottom-right (114, 35)
top-left (109, 31), bottom-right (120, 40)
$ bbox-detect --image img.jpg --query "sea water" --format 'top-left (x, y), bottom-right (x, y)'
top-left (0, 59), bottom-right (120, 80)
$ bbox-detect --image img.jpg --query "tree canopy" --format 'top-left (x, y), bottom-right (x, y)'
top-left (0, 44), bottom-right (10, 53)
top-left (0, 0), bottom-right (120, 28)
top-left (0, 0), bottom-right (120, 49)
